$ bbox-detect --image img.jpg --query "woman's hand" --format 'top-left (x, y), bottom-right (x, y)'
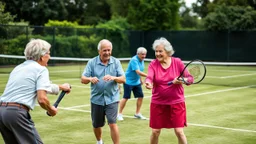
top-left (145, 82), bottom-right (153, 89)
top-left (172, 77), bottom-right (184, 85)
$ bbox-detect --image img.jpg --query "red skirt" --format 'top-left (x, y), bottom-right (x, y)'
top-left (150, 102), bottom-right (187, 129)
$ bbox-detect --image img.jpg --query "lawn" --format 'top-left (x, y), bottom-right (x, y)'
top-left (0, 61), bottom-right (255, 144)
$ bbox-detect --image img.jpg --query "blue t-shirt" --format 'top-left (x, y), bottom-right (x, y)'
top-left (125, 55), bottom-right (144, 86)
top-left (82, 56), bottom-right (125, 106)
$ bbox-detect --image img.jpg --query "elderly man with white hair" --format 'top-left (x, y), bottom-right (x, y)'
top-left (0, 39), bottom-right (71, 144)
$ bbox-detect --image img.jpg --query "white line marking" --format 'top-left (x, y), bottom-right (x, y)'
top-left (58, 107), bottom-right (91, 113)
top-left (71, 85), bottom-right (90, 88)
top-left (66, 104), bottom-right (91, 109)
top-left (210, 69), bottom-right (256, 72)
top-left (51, 78), bottom-right (79, 82)
top-left (189, 123), bottom-right (256, 133)
top-left (220, 73), bottom-right (256, 79)
top-left (185, 85), bottom-right (255, 98)
top-left (50, 70), bottom-right (80, 73)
top-left (138, 85), bottom-right (255, 100)
top-left (205, 76), bottom-right (222, 78)
top-left (47, 106), bottom-right (256, 133)
top-left (0, 74), bottom-right (9, 76)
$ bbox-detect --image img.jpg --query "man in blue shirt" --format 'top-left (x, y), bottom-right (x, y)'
top-left (117, 47), bottom-right (147, 121)
top-left (81, 39), bottom-right (125, 144)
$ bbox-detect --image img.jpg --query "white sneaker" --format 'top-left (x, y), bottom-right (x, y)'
top-left (117, 114), bottom-right (124, 121)
top-left (96, 140), bottom-right (104, 144)
top-left (134, 113), bottom-right (147, 120)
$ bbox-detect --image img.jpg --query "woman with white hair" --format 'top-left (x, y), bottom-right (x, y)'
top-left (145, 37), bottom-right (192, 144)
top-left (0, 39), bottom-right (71, 143)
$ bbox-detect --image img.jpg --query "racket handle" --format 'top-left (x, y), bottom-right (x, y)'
top-left (46, 90), bottom-right (68, 116)
top-left (167, 81), bottom-right (173, 85)
top-left (46, 111), bottom-right (51, 116)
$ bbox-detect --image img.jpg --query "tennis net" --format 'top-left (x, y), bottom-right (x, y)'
top-left (1, 54), bottom-right (256, 88)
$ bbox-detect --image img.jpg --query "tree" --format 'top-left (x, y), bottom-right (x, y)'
top-left (2, 0), bottom-right (111, 26)
top-left (127, 0), bottom-right (180, 31)
top-left (192, 0), bottom-right (211, 18)
top-left (3, 0), bottom-right (68, 25)
top-left (179, 1), bottom-right (200, 29)
top-left (80, 0), bottom-right (111, 25)
top-left (0, 2), bottom-right (15, 24)
top-left (204, 5), bottom-right (256, 31)
top-left (106, 0), bottom-right (138, 17)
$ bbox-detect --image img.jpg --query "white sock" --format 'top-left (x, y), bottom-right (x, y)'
top-left (97, 139), bottom-right (103, 144)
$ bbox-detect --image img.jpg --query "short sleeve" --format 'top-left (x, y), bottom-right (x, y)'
top-left (116, 60), bottom-right (125, 77)
top-left (130, 59), bottom-right (140, 71)
top-left (36, 68), bottom-right (52, 92)
top-left (82, 59), bottom-right (93, 77)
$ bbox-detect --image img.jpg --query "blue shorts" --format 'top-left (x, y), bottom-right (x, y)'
top-left (123, 83), bottom-right (144, 99)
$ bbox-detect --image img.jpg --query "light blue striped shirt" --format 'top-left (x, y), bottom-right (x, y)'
top-left (82, 56), bottom-right (125, 106)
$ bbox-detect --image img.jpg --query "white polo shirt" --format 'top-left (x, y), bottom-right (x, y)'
top-left (0, 60), bottom-right (52, 110)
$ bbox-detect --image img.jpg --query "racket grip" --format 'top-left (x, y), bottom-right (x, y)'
top-left (167, 81), bottom-right (173, 85)
top-left (46, 90), bottom-right (68, 116)
top-left (46, 111), bottom-right (51, 116)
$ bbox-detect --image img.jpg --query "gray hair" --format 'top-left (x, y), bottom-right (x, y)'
top-left (24, 39), bottom-right (51, 61)
top-left (97, 39), bottom-right (113, 50)
top-left (152, 37), bottom-right (175, 56)
top-left (137, 47), bottom-right (147, 54)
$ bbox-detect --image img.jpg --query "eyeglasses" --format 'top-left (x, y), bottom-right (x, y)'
top-left (44, 52), bottom-right (50, 55)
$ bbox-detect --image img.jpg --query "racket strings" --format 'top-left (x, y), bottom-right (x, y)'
top-left (187, 63), bottom-right (206, 84)
top-left (189, 65), bottom-right (200, 79)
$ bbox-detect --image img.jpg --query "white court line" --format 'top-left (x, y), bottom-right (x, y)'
top-left (50, 70), bottom-right (80, 73)
top-left (220, 73), bottom-right (256, 79)
top-left (0, 74), bottom-right (9, 76)
top-left (70, 85), bottom-right (255, 100)
top-left (185, 85), bottom-right (255, 98)
top-left (136, 85), bottom-right (255, 100)
top-left (205, 73), bottom-right (256, 79)
top-left (51, 106), bottom-right (256, 133)
top-left (206, 76), bottom-right (221, 78)
top-left (66, 104), bottom-right (91, 109)
top-left (51, 78), bottom-right (79, 82)
top-left (34, 83), bottom-right (256, 134)
top-left (210, 69), bottom-right (255, 72)
top-left (189, 123), bottom-right (256, 133)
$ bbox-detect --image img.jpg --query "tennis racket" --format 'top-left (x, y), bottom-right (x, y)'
top-left (167, 59), bottom-right (206, 85)
top-left (47, 86), bottom-right (71, 116)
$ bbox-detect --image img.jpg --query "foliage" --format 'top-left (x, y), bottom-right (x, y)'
top-left (52, 35), bottom-right (99, 58)
top-left (45, 20), bottom-right (79, 27)
top-left (106, 0), bottom-right (136, 17)
top-left (44, 20), bottom-right (94, 37)
top-left (179, 2), bottom-right (200, 29)
top-left (2, 0), bottom-right (69, 25)
top-left (204, 5), bottom-right (256, 31)
top-left (0, 2), bottom-right (15, 24)
top-left (2, 0), bottom-right (112, 26)
top-left (2, 34), bottom-right (28, 55)
top-left (0, 34), bottom-right (100, 58)
top-left (192, 0), bottom-right (256, 19)
top-left (81, 0), bottom-right (111, 25)
top-left (192, 0), bottom-right (211, 18)
top-left (96, 17), bottom-right (131, 57)
top-left (127, 0), bottom-right (180, 31)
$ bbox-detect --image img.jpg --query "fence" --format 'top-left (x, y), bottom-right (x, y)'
top-left (1, 25), bottom-right (256, 62)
